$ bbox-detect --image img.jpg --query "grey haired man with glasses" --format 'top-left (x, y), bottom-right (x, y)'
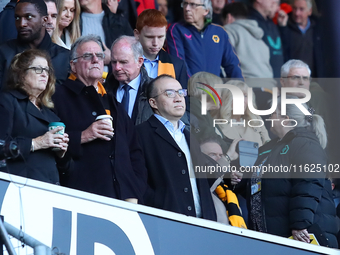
top-left (135, 74), bottom-right (217, 220)
top-left (166, 0), bottom-right (243, 78)
top-left (280, 59), bottom-right (330, 134)
top-left (52, 34), bottom-right (147, 204)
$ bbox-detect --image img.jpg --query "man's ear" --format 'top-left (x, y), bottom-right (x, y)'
top-left (134, 29), bottom-right (140, 40)
top-left (203, 9), bottom-right (209, 18)
top-left (307, 7), bottom-right (312, 16)
top-left (70, 61), bottom-right (76, 74)
top-left (280, 77), bottom-right (285, 87)
top-left (137, 56), bottom-right (144, 69)
top-left (149, 98), bottom-right (157, 110)
top-left (42, 16), bottom-right (48, 26)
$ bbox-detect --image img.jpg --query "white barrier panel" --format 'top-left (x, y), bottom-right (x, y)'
top-left (0, 172), bottom-right (337, 255)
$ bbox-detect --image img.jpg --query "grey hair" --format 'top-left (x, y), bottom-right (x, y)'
top-left (294, 0), bottom-right (312, 9)
top-left (111, 35), bottom-right (143, 63)
top-left (201, 0), bottom-right (213, 20)
top-left (70, 34), bottom-right (104, 62)
top-left (277, 96), bottom-right (327, 149)
top-left (281, 59), bottom-right (311, 78)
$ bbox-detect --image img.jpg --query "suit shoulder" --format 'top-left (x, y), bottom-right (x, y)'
top-left (50, 43), bottom-right (70, 55)
top-left (136, 117), bottom-right (153, 131)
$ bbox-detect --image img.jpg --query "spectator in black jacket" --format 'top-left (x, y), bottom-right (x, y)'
top-left (248, 96), bottom-right (338, 248)
top-left (0, 0), bottom-right (70, 90)
top-left (280, 0), bottom-right (324, 77)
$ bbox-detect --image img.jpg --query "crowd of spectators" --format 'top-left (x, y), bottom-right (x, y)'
top-left (0, 0), bottom-right (339, 250)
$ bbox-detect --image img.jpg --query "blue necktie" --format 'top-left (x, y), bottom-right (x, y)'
top-left (121, 84), bottom-right (131, 114)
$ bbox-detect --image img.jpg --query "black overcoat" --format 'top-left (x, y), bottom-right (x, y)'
top-left (0, 90), bottom-right (61, 184)
top-left (136, 115), bottom-right (217, 221)
top-left (52, 78), bottom-right (147, 201)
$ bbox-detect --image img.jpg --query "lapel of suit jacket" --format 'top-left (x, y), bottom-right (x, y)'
top-left (148, 115), bottom-right (182, 152)
top-left (10, 90), bottom-right (51, 123)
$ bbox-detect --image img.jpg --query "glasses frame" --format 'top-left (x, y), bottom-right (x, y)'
top-left (284, 75), bottom-right (311, 82)
top-left (153, 89), bottom-right (188, 98)
top-left (72, 52), bottom-right (105, 62)
top-left (181, 1), bottom-right (205, 9)
top-left (26, 66), bottom-right (51, 75)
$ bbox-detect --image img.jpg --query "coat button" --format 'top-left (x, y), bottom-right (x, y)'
top-left (187, 206), bottom-right (192, 211)
top-left (182, 169), bottom-right (186, 174)
top-left (184, 187), bottom-right (188, 192)
top-left (109, 155), bottom-right (113, 159)
top-left (92, 111), bottom-right (97, 116)
top-left (178, 152), bottom-right (182, 157)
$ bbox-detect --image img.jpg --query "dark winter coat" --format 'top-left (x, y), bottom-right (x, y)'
top-left (0, 90), bottom-right (61, 184)
top-left (280, 16), bottom-right (324, 77)
top-left (52, 77), bottom-right (147, 201)
top-left (136, 115), bottom-right (217, 221)
top-left (248, 127), bottom-right (338, 248)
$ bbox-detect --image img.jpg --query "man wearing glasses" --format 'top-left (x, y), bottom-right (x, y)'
top-left (53, 34), bottom-right (147, 204)
top-left (136, 74), bottom-right (216, 220)
top-left (280, 59), bottom-right (312, 98)
top-left (280, 59), bottom-right (330, 129)
top-left (166, 0), bottom-right (243, 79)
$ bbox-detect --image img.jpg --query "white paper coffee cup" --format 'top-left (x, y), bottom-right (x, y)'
top-left (95, 115), bottom-right (113, 128)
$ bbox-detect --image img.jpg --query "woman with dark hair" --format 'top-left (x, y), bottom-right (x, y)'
top-left (248, 96), bottom-right (338, 248)
top-left (0, 49), bottom-right (69, 184)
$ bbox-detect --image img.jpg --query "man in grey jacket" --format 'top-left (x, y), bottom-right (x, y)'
top-left (222, 2), bottom-right (273, 83)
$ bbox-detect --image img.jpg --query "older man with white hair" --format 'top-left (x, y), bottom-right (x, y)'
top-left (166, 0), bottom-right (243, 78)
top-left (280, 59), bottom-right (330, 129)
top-left (104, 35), bottom-right (153, 125)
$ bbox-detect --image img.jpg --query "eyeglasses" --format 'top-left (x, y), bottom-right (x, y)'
top-left (181, 1), bottom-right (205, 9)
top-left (154, 89), bottom-right (188, 98)
top-left (26, 66), bottom-right (50, 74)
top-left (284, 75), bottom-right (311, 82)
top-left (73, 52), bottom-right (105, 61)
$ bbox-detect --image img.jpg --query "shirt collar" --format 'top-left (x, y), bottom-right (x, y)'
top-left (143, 55), bottom-right (159, 62)
top-left (119, 73), bottom-right (141, 91)
top-left (154, 114), bottom-right (185, 133)
top-left (298, 18), bottom-right (311, 34)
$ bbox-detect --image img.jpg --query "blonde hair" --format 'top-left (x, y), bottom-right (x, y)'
top-left (52, 0), bottom-right (81, 45)
top-left (211, 80), bottom-right (261, 122)
top-left (277, 96), bottom-right (327, 149)
top-left (188, 71), bottom-right (223, 102)
top-left (6, 49), bottom-right (56, 108)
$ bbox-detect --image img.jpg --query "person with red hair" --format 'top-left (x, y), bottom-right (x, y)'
top-left (134, 9), bottom-right (188, 89)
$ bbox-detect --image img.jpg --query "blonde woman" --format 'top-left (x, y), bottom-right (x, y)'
top-left (188, 72), bottom-right (225, 144)
top-left (52, 0), bottom-right (81, 49)
top-left (211, 80), bottom-right (270, 146)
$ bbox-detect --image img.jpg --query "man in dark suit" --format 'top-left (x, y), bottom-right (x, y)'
top-left (136, 74), bottom-right (216, 220)
top-left (105, 35), bottom-right (153, 125)
top-left (53, 34), bottom-right (147, 203)
top-left (0, 0), bottom-right (69, 90)
top-left (134, 9), bottom-right (188, 89)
